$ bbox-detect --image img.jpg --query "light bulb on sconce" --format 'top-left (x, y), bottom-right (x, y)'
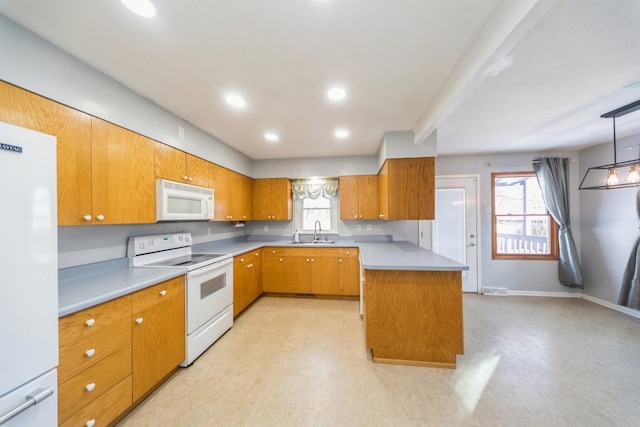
top-left (628, 164), bottom-right (640, 184)
top-left (606, 168), bottom-right (619, 186)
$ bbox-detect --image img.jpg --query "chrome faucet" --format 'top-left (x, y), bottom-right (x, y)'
top-left (314, 220), bottom-right (322, 241)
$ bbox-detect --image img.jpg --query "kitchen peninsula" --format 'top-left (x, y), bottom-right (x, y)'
top-left (358, 242), bottom-right (468, 369)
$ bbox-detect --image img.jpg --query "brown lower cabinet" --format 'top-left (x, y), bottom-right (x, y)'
top-left (57, 276), bottom-right (185, 425)
top-left (233, 249), bottom-right (263, 317)
top-left (262, 247), bottom-right (359, 297)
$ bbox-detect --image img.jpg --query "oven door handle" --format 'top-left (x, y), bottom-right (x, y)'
top-left (187, 259), bottom-right (231, 279)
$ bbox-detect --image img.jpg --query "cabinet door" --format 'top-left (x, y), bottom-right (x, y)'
top-left (271, 179), bottom-right (292, 220)
top-left (339, 176), bottom-right (359, 220)
top-left (132, 293), bottom-right (185, 401)
top-left (250, 250), bottom-right (263, 300)
top-left (339, 255), bottom-right (360, 296)
top-left (252, 179), bottom-right (270, 220)
top-left (211, 164), bottom-right (230, 220)
top-left (0, 82), bottom-right (93, 225)
top-left (233, 257), bottom-right (248, 317)
top-left (241, 175), bottom-right (254, 221)
top-left (310, 257), bottom-right (339, 295)
top-left (186, 154), bottom-right (211, 188)
top-left (154, 142), bottom-right (187, 183)
top-left (378, 162), bottom-right (389, 220)
top-left (227, 171), bottom-right (243, 220)
top-left (359, 175), bottom-right (379, 220)
top-left (386, 158), bottom-right (435, 220)
top-left (284, 256), bottom-right (310, 293)
top-left (92, 118), bottom-right (155, 224)
top-left (264, 256), bottom-right (285, 293)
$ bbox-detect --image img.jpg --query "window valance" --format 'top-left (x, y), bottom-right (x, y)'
top-left (291, 178), bottom-right (339, 200)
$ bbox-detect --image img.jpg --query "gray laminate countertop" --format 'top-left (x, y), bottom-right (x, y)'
top-left (58, 237), bottom-right (466, 317)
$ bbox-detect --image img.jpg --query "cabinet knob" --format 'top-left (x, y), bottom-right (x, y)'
top-left (379, 214), bottom-right (384, 218)
top-left (240, 258), bottom-right (245, 262)
top-left (255, 253), bottom-right (259, 257)
top-left (279, 258), bottom-right (283, 262)
top-left (346, 251), bottom-right (350, 255)
top-left (135, 317), bottom-right (144, 324)
top-left (247, 264), bottom-right (252, 268)
top-left (159, 290), bottom-right (167, 296)
top-left (359, 215), bottom-right (363, 218)
top-left (272, 250), bottom-right (276, 254)
top-left (85, 383), bottom-right (96, 392)
top-left (85, 349), bottom-right (96, 357)
top-left (339, 259), bottom-right (343, 263)
top-left (183, 175), bottom-right (188, 180)
top-left (83, 215), bottom-right (92, 221)
top-left (85, 319), bottom-right (95, 327)
top-left (306, 259), bottom-right (310, 262)
top-left (96, 215), bottom-right (104, 221)
top-left (311, 259), bottom-right (315, 262)
top-left (189, 177), bottom-right (193, 182)
top-left (86, 420), bottom-right (96, 427)
top-left (353, 214), bottom-right (358, 218)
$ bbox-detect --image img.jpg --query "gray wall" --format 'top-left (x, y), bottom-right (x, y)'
top-left (0, 14), bottom-right (253, 176)
top-left (435, 150), bottom-right (582, 295)
top-left (579, 139), bottom-right (639, 304)
top-left (253, 155), bottom-right (379, 178)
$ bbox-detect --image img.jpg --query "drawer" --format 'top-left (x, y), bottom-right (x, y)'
top-left (59, 317), bottom-right (131, 383)
top-left (131, 276), bottom-right (184, 313)
top-left (235, 249), bottom-right (262, 265)
top-left (60, 375), bottom-right (132, 427)
top-left (59, 345), bottom-right (132, 423)
top-left (264, 247), bottom-right (284, 256)
top-left (284, 248), bottom-right (338, 258)
top-left (59, 295), bottom-right (131, 346)
top-left (339, 248), bottom-right (359, 257)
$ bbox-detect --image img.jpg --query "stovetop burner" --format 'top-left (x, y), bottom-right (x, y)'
top-left (144, 253), bottom-right (229, 267)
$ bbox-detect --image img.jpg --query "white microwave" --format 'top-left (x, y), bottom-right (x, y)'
top-left (156, 179), bottom-right (214, 221)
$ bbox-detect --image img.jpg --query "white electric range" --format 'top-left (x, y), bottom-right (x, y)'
top-left (128, 233), bottom-right (233, 366)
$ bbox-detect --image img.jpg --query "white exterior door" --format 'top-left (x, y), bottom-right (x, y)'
top-left (420, 176), bottom-right (479, 293)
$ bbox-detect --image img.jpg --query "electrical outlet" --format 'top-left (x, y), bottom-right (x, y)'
top-left (356, 224), bottom-right (361, 231)
top-left (178, 126), bottom-right (185, 139)
top-left (264, 225), bottom-right (269, 232)
top-left (207, 227), bottom-right (213, 235)
top-left (366, 224), bottom-right (372, 231)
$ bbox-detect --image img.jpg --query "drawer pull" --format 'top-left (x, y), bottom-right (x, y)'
top-left (85, 319), bottom-right (95, 327)
top-left (135, 317), bottom-right (144, 324)
top-left (85, 349), bottom-right (96, 357)
top-left (86, 420), bottom-right (96, 427)
top-left (85, 383), bottom-right (96, 392)
top-left (159, 290), bottom-right (167, 296)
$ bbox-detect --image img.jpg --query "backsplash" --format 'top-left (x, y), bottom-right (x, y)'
top-left (58, 221), bottom-right (244, 269)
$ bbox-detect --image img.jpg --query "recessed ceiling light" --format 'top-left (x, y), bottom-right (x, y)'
top-left (327, 87), bottom-right (347, 101)
top-left (121, 0), bottom-right (156, 18)
top-left (334, 129), bottom-right (350, 139)
top-left (264, 133), bottom-right (279, 142)
top-left (224, 94), bottom-right (247, 109)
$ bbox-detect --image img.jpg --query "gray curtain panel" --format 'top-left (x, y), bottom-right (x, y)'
top-left (534, 157), bottom-right (583, 288)
top-left (618, 189), bottom-right (640, 309)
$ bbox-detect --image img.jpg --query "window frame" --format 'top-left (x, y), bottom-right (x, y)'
top-left (491, 171), bottom-right (559, 260)
top-left (293, 195), bottom-right (339, 235)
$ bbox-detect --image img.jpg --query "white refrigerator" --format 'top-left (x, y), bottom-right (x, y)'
top-left (0, 122), bottom-right (58, 426)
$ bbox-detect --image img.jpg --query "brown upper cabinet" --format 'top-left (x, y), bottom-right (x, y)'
top-left (378, 157), bottom-right (435, 220)
top-left (339, 175), bottom-right (379, 220)
top-left (0, 82), bottom-right (155, 225)
top-left (253, 178), bottom-right (292, 220)
top-left (154, 142), bottom-right (211, 188)
top-left (91, 118), bottom-right (156, 224)
top-left (211, 164), bottom-right (253, 221)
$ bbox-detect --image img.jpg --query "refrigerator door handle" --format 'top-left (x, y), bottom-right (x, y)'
top-left (0, 387), bottom-right (54, 425)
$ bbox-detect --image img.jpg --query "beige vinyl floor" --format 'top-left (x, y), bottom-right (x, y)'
top-left (118, 295), bottom-right (640, 426)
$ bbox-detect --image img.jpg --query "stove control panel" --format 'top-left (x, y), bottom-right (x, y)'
top-left (127, 232), bottom-right (192, 257)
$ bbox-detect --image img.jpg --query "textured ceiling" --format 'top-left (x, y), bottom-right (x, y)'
top-left (1, 0), bottom-right (640, 159)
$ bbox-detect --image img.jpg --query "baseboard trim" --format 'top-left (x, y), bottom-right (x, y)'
top-left (581, 294), bottom-right (640, 319)
top-left (507, 290), bottom-right (582, 298)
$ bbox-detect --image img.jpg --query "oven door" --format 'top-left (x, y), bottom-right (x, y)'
top-left (186, 258), bottom-right (233, 334)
